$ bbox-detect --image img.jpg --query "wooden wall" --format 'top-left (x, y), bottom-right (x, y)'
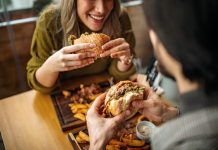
top-left (126, 4), bottom-right (153, 67)
top-left (0, 15), bottom-right (35, 98)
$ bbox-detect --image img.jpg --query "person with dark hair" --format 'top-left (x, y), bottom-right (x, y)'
top-left (86, 0), bottom-right (218, 149)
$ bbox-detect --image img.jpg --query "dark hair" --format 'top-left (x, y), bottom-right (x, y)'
top-left (143, 0), bottom-right (218, 94)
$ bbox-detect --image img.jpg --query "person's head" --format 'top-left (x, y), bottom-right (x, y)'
top-left (59, 0), bottom-right (122, 44)
top-left (143, 0), bottom-right (218, 94)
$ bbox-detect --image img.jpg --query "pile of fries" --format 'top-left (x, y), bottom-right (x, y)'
top-left (74, 128), bottom-right (148, 150)
top-left (68, 103), bottom-right (91, 121)
top-left (62, 83), bottom-right (103, 121)
top-left (74, 114), bottom-right (149, 150)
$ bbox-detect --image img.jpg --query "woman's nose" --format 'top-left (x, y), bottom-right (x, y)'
top-left (95, 0), bottom-right (105, 14)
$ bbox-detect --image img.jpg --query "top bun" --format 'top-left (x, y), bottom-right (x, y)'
top-left (68, 33), bottom-right (110, 57)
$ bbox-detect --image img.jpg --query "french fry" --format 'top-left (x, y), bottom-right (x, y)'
top-left (78, 131), bottom-right (90, 142)
top-left (70, 107), bottom-right (78, 113)
top-left (127, 145), bottom-right (149, 150)
top-left (62, 90), bottom-right (71, 97)
top-left (88, 93), bottom-right (102, 101)
top-left (76, 135), bottom-right (87, 144)
top-left (70, 103), bottom-right (88, 109)
top-left (85, 103), bottom-right (91, 108)
top-left (109, 139), bottom-right (126, 147)
top-left (74, 113), bottom-right (86, 121)
top-left (106, 145), bottom-right (120, 150)
top-left (77, 108), bottom-right (88, 114)
top-left (122, 138), bottom-right (145, 147)
top-left (137, 115), bottom-right (146, 123)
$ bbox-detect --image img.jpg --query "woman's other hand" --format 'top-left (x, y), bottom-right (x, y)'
top-left (101, 38), bottom-right (133, 71)
top-left (86, 93), bottom-right (131, 150)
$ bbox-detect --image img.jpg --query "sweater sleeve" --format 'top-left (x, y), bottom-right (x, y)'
top-left (108, 8), bottom-right (136, 81)
top-left (26, 8), bottom-right (60, 93)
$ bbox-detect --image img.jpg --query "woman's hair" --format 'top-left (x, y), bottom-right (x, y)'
top-left (143, 0), bottom-right (218, 94)
top-left (59, 0), bottom-right (122, 45)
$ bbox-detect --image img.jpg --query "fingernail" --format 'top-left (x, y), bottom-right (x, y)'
top-left (91, 53), bottom-right (96, 57)
top-left (100, 54), bottom-right (104, 57)
top-left (101, 46), bottom-right (105, 50)
top-left (90, 44), bottom-right (96, 47)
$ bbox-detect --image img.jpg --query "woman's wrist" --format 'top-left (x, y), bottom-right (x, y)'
top-left (36, 62), bottom-right (59, 88)
top-left (117, 60), bottom-right (132, 72)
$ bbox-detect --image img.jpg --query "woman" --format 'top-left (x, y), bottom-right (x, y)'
top-left (27, 0), bottom-right (136, 93)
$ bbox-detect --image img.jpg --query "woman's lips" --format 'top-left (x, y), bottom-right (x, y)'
top-left (89, 14), bottom-right (104, 23)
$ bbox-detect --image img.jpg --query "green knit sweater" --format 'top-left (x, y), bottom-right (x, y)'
top-left (27, 6), bottom-right (136, 93)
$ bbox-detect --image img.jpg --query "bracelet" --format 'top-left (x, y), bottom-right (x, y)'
top-left (122, 55), bottom-right (133, 65)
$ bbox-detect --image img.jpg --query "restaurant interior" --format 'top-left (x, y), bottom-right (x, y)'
top-left (0, 0), bottom-right (154, 99)
top-left (0, 0), bottom-right (183, 149)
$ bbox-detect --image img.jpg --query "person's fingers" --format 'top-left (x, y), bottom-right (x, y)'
top-left (132, 100), bottom-right (153, 109)
top-left (100, 42), bottom-right (129, 57)
top-left (129, 73), bottom-right (138, 81)
top-left (63, 52), bottom-right (96, 61)
top-left (102, 38), bottom-right (125, 50)
top-left (63, 43), bottom-right (96, 53)
top-left (114, 110), bottom-right (131, 122)
top-left (92, 93), bottom-right (106, 109)
top-left (61, 62), bottom-right (92, 71)
top-left (111, 110), bottom-right (131, 130)
top-left (110, 50), bottom-right (130, 58)
top-left (64, 58), bottom-right (95, 67)
top-left (87, 93), bottom-right (106, 118)
top-left (139, 110), bottom-right (162, 123)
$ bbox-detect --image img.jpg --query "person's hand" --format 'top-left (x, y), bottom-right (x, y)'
top-left (44, 43), bottom-right (97, 73)
top-left (132, 92), bottom-right (179, 125)
top-left (101, 38), bottom-right (133, 66)
top-left (129, 74), bottom-right (150, 88)
top-left (86, 93), bottom-right (131, 150)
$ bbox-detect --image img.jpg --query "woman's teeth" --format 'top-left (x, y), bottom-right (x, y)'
top-left (90, 15), bottom-right (104, 20)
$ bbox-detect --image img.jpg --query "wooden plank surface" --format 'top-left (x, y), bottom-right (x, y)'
top-left (51, 73), bottom-right (112, 131)
top-left (0, 90), bottom-right (72, 150)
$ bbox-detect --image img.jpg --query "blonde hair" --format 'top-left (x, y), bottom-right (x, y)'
top-left (59, 0), bottom-right (122, 45)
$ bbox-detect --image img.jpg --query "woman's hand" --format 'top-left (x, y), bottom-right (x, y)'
top-left (86, 93), bottom-right (131, 150)
top-left (45, 43), bottom-right (97, 73)
top-left (36, 43), bottom-right (96, 88)
top-left (101, 38), bottom-right (133, 71)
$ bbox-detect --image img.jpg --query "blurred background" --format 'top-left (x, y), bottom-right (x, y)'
top-left (0, 0), bottom-right (153, 99)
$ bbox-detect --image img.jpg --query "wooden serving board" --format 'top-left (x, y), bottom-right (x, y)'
top-left (51, 73), bottom-right (112, 131)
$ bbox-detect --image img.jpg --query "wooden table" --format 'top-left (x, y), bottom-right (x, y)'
top-left (0, 90), bottom-right (73, 150)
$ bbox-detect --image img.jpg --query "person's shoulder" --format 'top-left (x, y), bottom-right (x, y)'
top-left (151, 107), bottom-right (218, 150)
top-left (37, 4), bottom-right (60, 28)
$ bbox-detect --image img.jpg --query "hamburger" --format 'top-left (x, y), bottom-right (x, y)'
top-left (104, 80), bottom-right (145, 117)
top-left (68, 33), bottom-right (110, 58)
